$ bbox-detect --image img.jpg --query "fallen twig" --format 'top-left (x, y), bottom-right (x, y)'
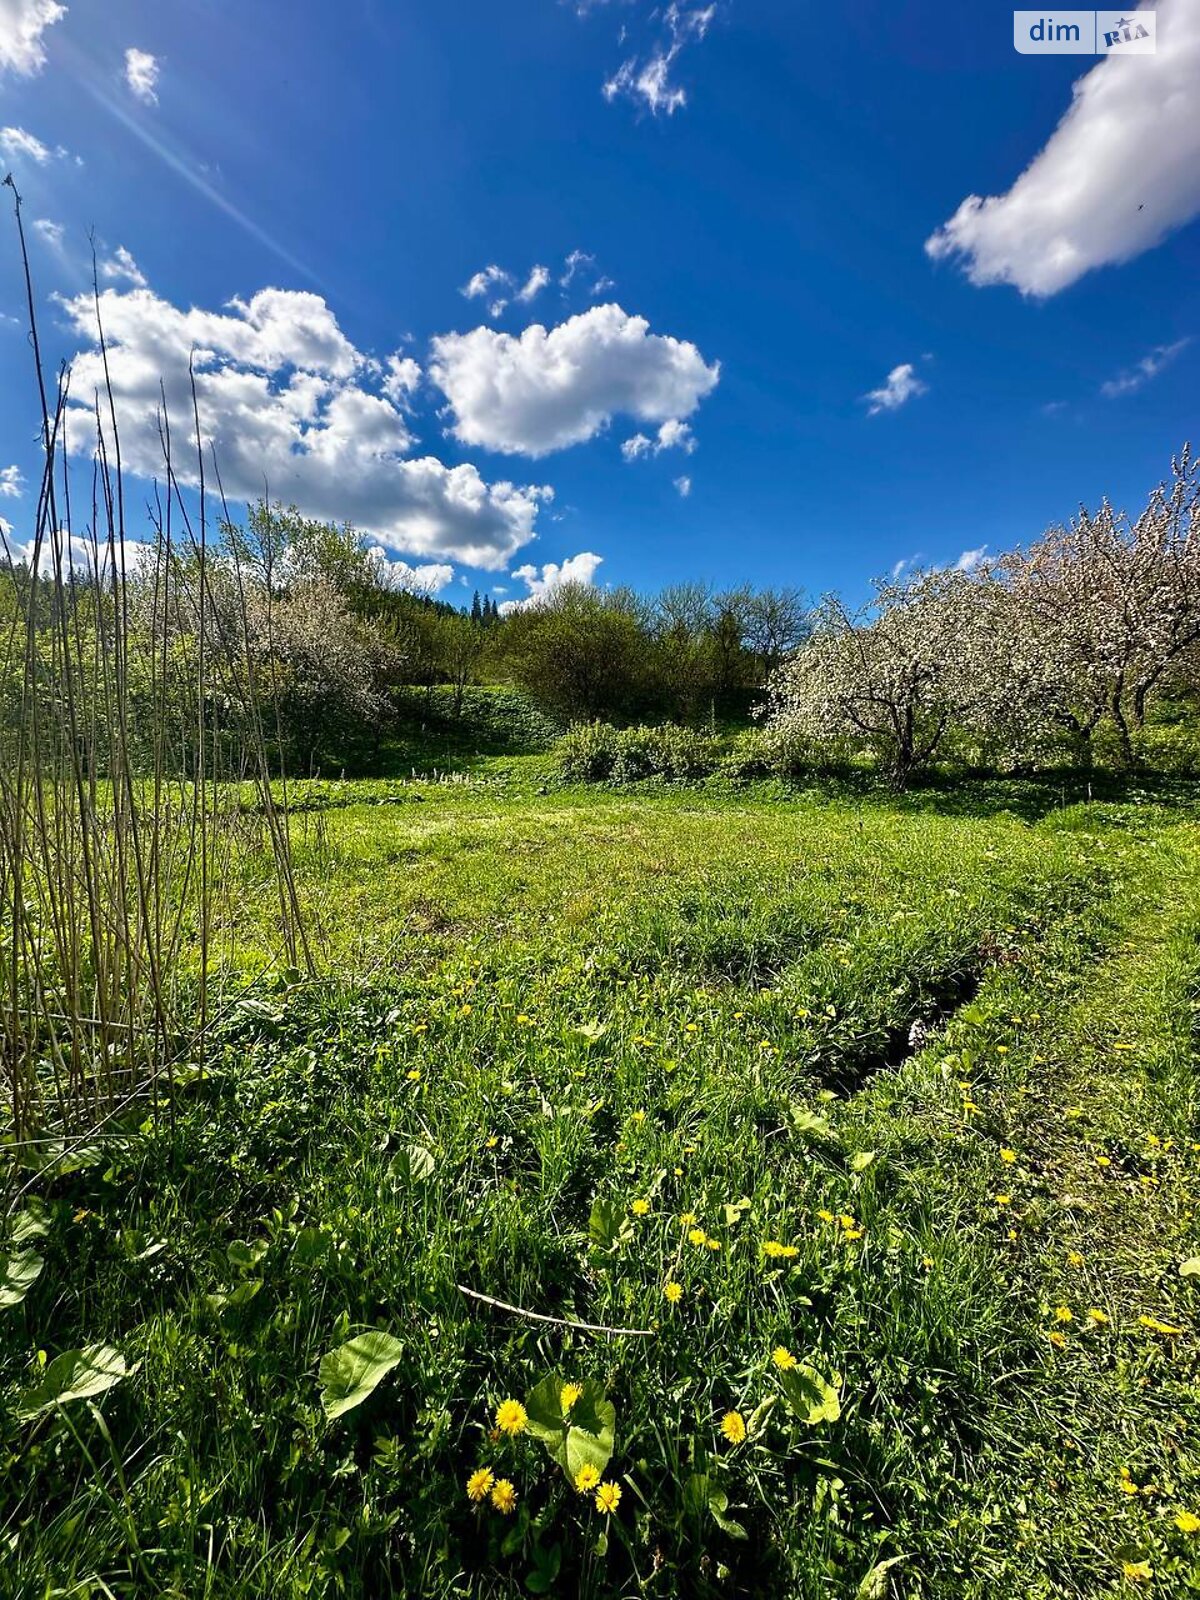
top-left (455, 1284), bottom-right (653, 1338)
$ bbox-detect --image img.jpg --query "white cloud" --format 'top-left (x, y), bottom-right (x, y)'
top-left (863, 362), bottom-right (927, 416)
top-left (1100, 337), bottom-right (1190, 397)
top-left (430, 302), bottom-right (719, 457)
top-left (516, 264), bottom-right (550, 303)
top-left (57, 283), bottom-right (552, 569)
top-left (382, 353), bottom-right (422, 404)
top-left (0, 464), bottom-right (24, 497)
top-left (365, 548), bottom-right (454, 593)
top-left (953, 545), bottom-right (987, 572)
top-left (621, 416), bottom-right (696, 459)
top-left (0, 125), bottom-right (52, 162)
top-left (602, 2), bottom-right (716, 116)
top-left (100, 245), bottom-right (148, 288)
top-left (32, 217), bottom-right (64, 250)
top-left (499, 550), bottom-right (603, 613)
top-left (124, 47), bottom-right (160, 106)
top-left (0, 0), bottom-right (65, 77)
top-left (926, 0), bottom-right (1200, 296)
top-left (462, 262), bottom-right (551, 319)
top-left (673, 473), bottom-right (692, 497)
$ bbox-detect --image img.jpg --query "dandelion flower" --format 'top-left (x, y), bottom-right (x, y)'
top-left (495, 1399), bottom-right (528, 1436)
top-left (679, 1212), bottom-right (698, 1226)
top-left (664, 1280), bottom-right (683, 1304)
top-left (561, 1383), bottom-right (583, 1410)
top-left (720, 1411), bottom-right (747, 1445)
top-left (629, 1110), bottom-right (647, 1124)
top-left (817, 1209), bottom-right (835, 1223)
top-left (490, 1479), bottom-right (517, 1514)
top-left (1175, 1510), bottom-right (1200, 1534)
top-left (842, 1227), bottom-right (864, 1241)
top-left (574, 1462), bottom-right (601, 1493)
top-left (995, 1194), bottom-right (1013, 1206)
top-left (485, 1135), bottom-right (499, 1149)
top-left (631, 1199), bottom-right (650, 1216)
top-left (1066, 1250), bottom-right (1084, 1268)
top-left (1096, 1155), bottom-right (1111, 1168)
top-left (688, 1227), bottom-right (707, 1247)
top-left (406, 1068), bottom-right (422, 1082)
top-left (1047, 1330), bottom-right (1067, 1349)
top-left (762, 1240), bottom-right (799, 1259)
top-left (1053, 1306), bottom-right (1073, 1323)
top-left (772, 1346), bottom-right (797, 1370)
top-left (466, 1467), bottom-right (494, 1502)
top-left (1087, 1308), bottom-right (1109, 1325)
top-left (1000, 1147), bottom-right (1017, 1164)
top-left (595, 1481), bottom-right (622, 1514)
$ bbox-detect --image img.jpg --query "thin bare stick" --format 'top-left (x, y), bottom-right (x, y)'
top-left (455, 1284), bottom-right (653, 1338)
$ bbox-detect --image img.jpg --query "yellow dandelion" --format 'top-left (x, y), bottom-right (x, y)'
top-left (1053, 1306), bottom-right (1073, 1323)
top-left (490, 1479), bottom-right (517, 1515)
top-left (664, 1280), bottom-right (683, 1304)
top-left (574, 1463), bottom-right (601, 1494)
top-left (466, 1467), bottom-right (494, 1502)
top-left (922, 1255), bottom-right (934, 1270)
top-left (561, 1383), bottom-right (583, 1410)
top-left (406, 1068), bottom-right (421, 1082)
top-left (631, 1199), bottom-right (650, 1216)
top-left (1175, 1510), bottom-right (1200, 1534)
top-left (772, 1345), bottom-right (797, 1370)
top-left (629, 1110), bottom-right (647, 1124)
top-left (1096, 1155), bottom-right (1111, 1168)
top-left (1066, 1250), bottom-right (1084, 1267)
top-left (495, 1399), bottom-right (528, 1436)
top-left (594, 1481), bottom-right (622, 1514)
top-left (1047, 1329), bottom-right (1067, 1349)
top-left (817, 1209), bottom-right (835, 1223)
top-left (762, 1240), bottom-right (799, 1259)
top-left (688, 1227), bottom-right (707, 1247)
top-left (995, 1194), bottom-right (1013, 1206)
top-left (1000, 1147), bottom-right (1017, 1164)
top-left (680, 1211), bottom-right (698, 1226)
top-left (485, 1135), bottom-right (499, 1149)
top-left (842, 1227), bottom-right (864, 1241)
top-left (1087, 1308), bottom-right (1109, 1325)
top-left (838, 1214), bottom-right (856, 1231)
top-left (706, 1237), bottom-right (722, 1252)
top-left (720, 1411), bottom-right (747, 1445)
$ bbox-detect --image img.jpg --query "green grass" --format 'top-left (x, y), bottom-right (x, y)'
top-left (3, 774), bottom-right (1200, 1598)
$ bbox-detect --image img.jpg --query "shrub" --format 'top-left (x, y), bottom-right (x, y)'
top-left (558, 721), bottom-right (621, 782)
top-left (559, 723), bottom-right (722, 784)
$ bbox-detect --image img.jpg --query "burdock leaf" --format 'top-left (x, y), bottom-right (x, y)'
top-left (318, 1330), bottom-right (405, 1420)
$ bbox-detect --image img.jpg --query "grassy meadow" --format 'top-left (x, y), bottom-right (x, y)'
top-left (3, 761), bottom-right (1200, 1598)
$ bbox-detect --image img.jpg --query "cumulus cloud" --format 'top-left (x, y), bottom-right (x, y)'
top-left (430, 303), bottom-right (719, 457)
top-left (124, 47), bottom-right (160, 105)
top-left (953, 545), bottom-right (987, 572)
top-left (603, 2), bottom-right (715, 115)
top-left (863, 362), bottom-right (927, 416)
top-left (499, 550), bottom-right (603, 613)
top-left (517, 265), bottom-right (550, 303)
top-left (0, 0), bottom-right (64, 77)
top-left (365, 548), bottom-right (454, 593)
top-left (100, 246), bottom-right (148, 288)
top-left (622, 416), bottom-right (696, 459)
top-left (57, 283), bottom-right (552, 569)
top-left (926, 0), bottom-right (1200, 296)
top-left (381, 353), bottom-right (422, 404)
top-left (1100, 337), bottom-right (1190, 397)
top-left (0, 464), bottom-right (24, 497)
top-left (673, 474), bottom-right (692, 497)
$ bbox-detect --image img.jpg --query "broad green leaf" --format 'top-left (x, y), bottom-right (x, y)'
top-left (856, 1555), bottom-right (908, 1599)
top-left (684, 1474), bottom-right (746, 1539)
top-left (789, 1105), bottom-right (833, 1142)
top-left (10, 1207), bottom-right (50, 1247)
top-left (227, 1239), bottom-right (269, 1272)
top-left (318, 1330), bottom-right (405, 1420)
top-left (721, 1198), bottom-right (752, 1227)
top-left (16, 1344), bottom-right (129, 1419)
top-left (525, 1371), bottom-right (569, 1444)
top-left (573, 1020), bottom-right (608, 1043)
top-left (525, 1542), bottom-right (562, 1593)
top-left (1179, 1257), bottom-right (1200, 1279)
top-left (588, 1197), bottom-right (632, 1252)
top-left (391, 1143), bottom-right (436, 1184)
top-left (207, 1278), bottom-right (263, 1316)
top-left (849, 1150), bottom-right (878, 1174)
top-left (0, 1251), bottom-right (43, 1308)
top-left (778, 1361), bottom-right (841, 1425)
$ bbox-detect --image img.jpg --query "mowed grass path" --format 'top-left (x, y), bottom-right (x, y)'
top-left (4, 778), bottom-right (1200, 1598)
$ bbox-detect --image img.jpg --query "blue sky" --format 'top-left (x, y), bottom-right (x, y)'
top-left (0, 0), bottom-right (1197, 607)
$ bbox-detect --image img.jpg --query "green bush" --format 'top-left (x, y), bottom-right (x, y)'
top-left (557, 721), bottom-right (622, 781)
top-left (559, 722), bottom-right (722, 784)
